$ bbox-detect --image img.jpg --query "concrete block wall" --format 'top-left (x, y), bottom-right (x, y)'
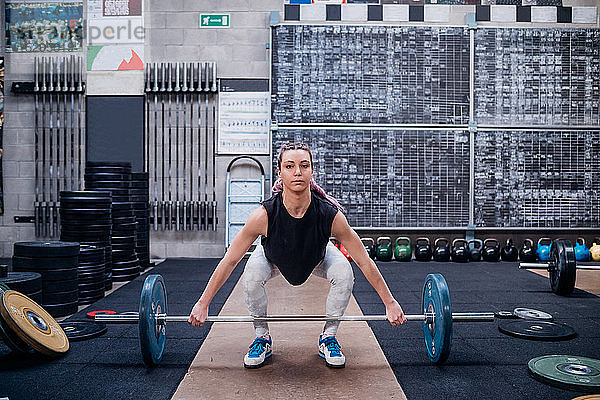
top-left (0, 0), bottom-right (598, 259)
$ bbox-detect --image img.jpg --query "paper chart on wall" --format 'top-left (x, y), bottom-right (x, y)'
top-left (218, 79), bottom-right (270, 155)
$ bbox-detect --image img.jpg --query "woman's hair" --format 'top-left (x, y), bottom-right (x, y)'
top-left (272, 142), bottom-right (345, 212)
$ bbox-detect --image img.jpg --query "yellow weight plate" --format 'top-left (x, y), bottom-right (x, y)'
top-left (0, 290), bottom-right (69, 356)
top-left (572, 396), bottom-right (600, 400)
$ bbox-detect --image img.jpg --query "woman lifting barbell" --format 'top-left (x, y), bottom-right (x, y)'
top-left (188, 142), bottom-right (406, 369)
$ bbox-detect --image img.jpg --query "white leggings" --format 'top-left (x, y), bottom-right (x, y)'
top-left (242, 242), bottom-right (354, 337)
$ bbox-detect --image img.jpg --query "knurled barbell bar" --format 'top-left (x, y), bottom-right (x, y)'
top-left (94, 273), bottom-right (552, 367)
top-left (519, 239), bottom-right (600, 296)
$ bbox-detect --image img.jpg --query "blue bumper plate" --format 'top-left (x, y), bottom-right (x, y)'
top-left (422, 273), bottom-right (452, 364)
top-left (139, 274), bottom-right (167, 366)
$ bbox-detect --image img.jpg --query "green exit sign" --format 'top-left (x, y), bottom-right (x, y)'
top-left (200, 14), bottom-right (230, 28)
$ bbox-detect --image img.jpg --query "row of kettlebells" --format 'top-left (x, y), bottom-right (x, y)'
top-left (573, 237), bottom-right (600, 261)
top-left (357, 237), bottom-right (600, 263)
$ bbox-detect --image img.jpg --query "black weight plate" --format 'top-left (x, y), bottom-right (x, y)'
top-left (78, 280), bottom-right (105, 290)
top-left (60, 208), bottom-right (112, 215)
top-left (43, 301), bottom-right (79, 318)
top-left (112, 202), bottom-right (134, 208)
top-left (131, 172), bottom-right (148, 180)
top-left (78, 268), bottom-right (106, 277)
top-left (59, 321), bottom-right (107, 342)
top-left (60, 220), bottom-right (112, 227)
top-left (12, 256), bottom-right (79, 269)
top-left (78, 288), bottom-right (105, 297)
top-left (43, 290), bottom-right (79, 304)
top-left (133, 202), bottom-right (150, 210)
top-left (498, 320), bottom-right (577, 341)
top-left (112, 272), bottom-right (140, 282)
top-left (59, 197), bottom-right (112, 204)
top-left (85, 166), bottom-right (131, 174)
top-left (112, 236), bottom-right (136, 243)
top-left (111, 197), bottom-right (131, 202)
top-left (113, 217), bottom-right (136, 224)
top-left (43, 279), bottom-right (78, 293)
top-left (78, 296), bottom-right (105, 306)
top-left (86, 161), bottom-right (131, 168)
top-left (60, 190), bottom-right (112, 198)
top-left (130, 182), bottom-right (148, 189)
top-left (130, 196), bottom-right (149, 203)
top-left (112, 245), bottom-right (137, 254)
top-left (14, 241), bottom-right (80, 258)
top-left (61, 235), bottom-right (110, 243)
top-left (0, 272), bottom-right (42, 293)
top-left (78, 260), bottom-right (106, 268)
top-left (85, 180), bottom-right (132, 188)
top-left (85, 172), bottom-right (131, 180)
top-left (80, 244), bottom-right (105, 253)
top-left (28, 290), bottom-right (43, 304)
top-left (528, 355), bottom-right (600, 393)
top-left (12, 266), bottom-right (78, 282)
top-left (79, 258), bottom-right (106, 267)
top-left (550, 240), bottom-right (577, 296)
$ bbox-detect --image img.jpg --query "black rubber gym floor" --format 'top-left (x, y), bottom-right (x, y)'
top-left (1, 258), bottom-right (598, 399)
top-left (353, 261), bottom-right (600, 400)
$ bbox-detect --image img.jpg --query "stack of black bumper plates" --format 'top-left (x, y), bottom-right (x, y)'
top-left (131, 172), bottom-right (150, 270)
top-left (0, 264), bottom-right (42, 304)
top-left (60, 190), bottom-right (113, 292)
top-left (77, 244), bottom-right (106, 305)
top-left (85, 162), bottom-right (140, 282)
top-left (11, 241), bottom-right (80, 317)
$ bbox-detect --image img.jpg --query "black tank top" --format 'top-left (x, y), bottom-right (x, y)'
top-left (261, 191), bottom-right (339, 286)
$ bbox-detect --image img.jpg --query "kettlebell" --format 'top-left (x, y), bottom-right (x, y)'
top-left (500, 238), bottom-right (519, 261)
top-left (394, 237), bottom-right (412, 261)
top-left (590, 238), bottom-right (600, 261)
top-left (361, 238), bottom-right (376, 260)
top-left (574, 237), bottom-right (590, 261)
top-left (536, 237), bottom-right (552, 262)
top-left (376, 237), bottom-right (393, 262)
top-left (433, 238), bottom-right (451, 262)
top-left (414, 237), bottom-right (432, 261)
top-left (468, 239), bottom-right (483, 261)
top-left (482, 238), bottom-right (500, 262)
top-left (451, 238), bottom-right (468, 263)
top-left (519, 238), bottom-right (537, 262)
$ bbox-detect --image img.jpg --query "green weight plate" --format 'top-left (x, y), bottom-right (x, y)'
top-left (550, 240), bottom-right (576, 296)
top-left (422, 273), bottom-right (452, 364)
top-left (528, 355), bottom-right (600, 393)
top-left (139, 274), bottom-right (167, 366)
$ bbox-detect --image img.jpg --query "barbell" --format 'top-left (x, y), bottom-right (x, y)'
top-left (519, 239), bottom-right (600, 296)
top-left (94, 273), bottom-right (551, 367)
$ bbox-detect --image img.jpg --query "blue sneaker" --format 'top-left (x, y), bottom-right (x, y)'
top-left (244, 336), bottom-right (272, 369)
top-left (318, 335), bottom-right (345, 368)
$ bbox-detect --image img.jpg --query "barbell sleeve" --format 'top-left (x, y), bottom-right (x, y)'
top-left (519, 263), bottom-right (549, 269)
top-left (519, 262), bottom-right (600, 271)
top-left (95, 312), bottom-right (496, 324)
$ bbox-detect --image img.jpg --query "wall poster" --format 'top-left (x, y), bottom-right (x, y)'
top-left (87, 0), bottom-right (144, 71)
top-left (5, 2), bottom-right (83, 53)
